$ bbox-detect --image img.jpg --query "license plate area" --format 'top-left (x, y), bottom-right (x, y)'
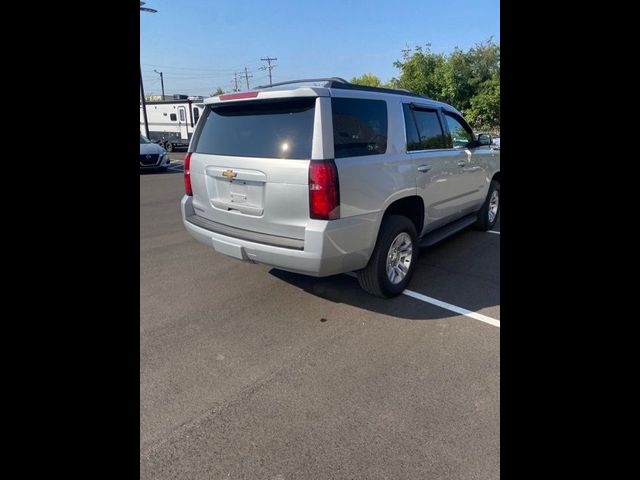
top-left (205, 166), bottom-right (266, 216)
top-left (229, 182), bottom-right (249, 204)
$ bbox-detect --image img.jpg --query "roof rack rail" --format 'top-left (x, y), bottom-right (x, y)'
top-left (256, 77), bottom-right (349, 89)
top-left (330, 82), bottom-right (432, 100)
top-left (254, 77), bottom-right (432, 100)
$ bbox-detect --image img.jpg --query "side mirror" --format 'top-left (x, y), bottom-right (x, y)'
top-left (477, 133), bottom-right (492, 146)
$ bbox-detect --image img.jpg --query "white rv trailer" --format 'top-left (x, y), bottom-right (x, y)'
top-left (140, 97), bottom-right (206, 151)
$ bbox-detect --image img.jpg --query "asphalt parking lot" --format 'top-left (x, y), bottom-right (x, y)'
top-left (140, 151), bottom-right (500, 479)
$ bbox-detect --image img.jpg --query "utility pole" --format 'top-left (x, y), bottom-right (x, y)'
top-left (233, 72), bottom-right (239, 92)
top-left (240, 67), bottom-right (253, 90)
top-left (140, 65), bottom-right (150, 138)
top-left (401, 45), bottom-right (412, 61)
top-left (140, 2), bottom-right (157, 139)
top-left (154, 69), bottom-right (165, 99)
top-left (260, 56), bottom-right (277, 86)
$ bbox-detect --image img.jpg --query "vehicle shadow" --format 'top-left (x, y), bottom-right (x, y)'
top-left (268, 229), bottom-right (500, 321)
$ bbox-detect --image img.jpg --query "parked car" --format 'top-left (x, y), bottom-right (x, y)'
top-left (181, 78), bottom-right (500, 297)
top-left (140, 133), bottom-right (170, 171)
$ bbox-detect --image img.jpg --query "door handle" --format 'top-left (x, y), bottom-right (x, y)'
top-left (417, 164), bottom-right (432, 173)
top-left (457, 160), bottom-right (467, 167)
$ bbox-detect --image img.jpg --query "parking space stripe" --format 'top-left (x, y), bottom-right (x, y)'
top-left (402, 289), bottom-right (500, 328)
top-left (488, 230), bottom-right (500, 235)
top-left (344, 272), bottom-right (499, 328)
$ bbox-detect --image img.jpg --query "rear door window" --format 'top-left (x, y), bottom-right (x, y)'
top-left (403, 104), bottom-right (421, 151)
top-left (193, 98), bottom-right (316, 159)
top-left (332, 98), bottom-right (387, 158)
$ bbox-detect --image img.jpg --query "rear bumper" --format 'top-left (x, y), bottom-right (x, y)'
top-left (181, 195), bottom-right (379, 277)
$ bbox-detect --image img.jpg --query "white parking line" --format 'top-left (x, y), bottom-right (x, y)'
top-left (488, 230), bottom-right (500, 235)
top-left (402, 289), bottom-right (500, 328)
top-left (344, 272), bottom-right (500, 328)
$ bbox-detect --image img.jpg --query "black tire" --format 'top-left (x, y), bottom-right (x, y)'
top-left (165, 142), bottom-right (174, 152)
top-left (357, 215), bottom-right (418, 298)
top-left (473, 180), bottom-right (500, 231)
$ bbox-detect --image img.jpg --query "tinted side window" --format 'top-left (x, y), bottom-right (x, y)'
top-left (193, 98), bottom-right (315, 159)
top-left (403, 104), bottom-right (421, 151)
top-left (179, 109), bottom-right (185, 121)
top-left (170, 113), bottom-right (177, 121)
top-left (413, 108), bottom-right (448, 149)
top-left (332, 98), bottom-right (387, 158)
top-left (193, 107), bottom-right (200, 125)
top-left (444, 112), bottom-right (474, 148)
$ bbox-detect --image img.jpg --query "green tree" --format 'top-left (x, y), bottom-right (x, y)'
top-left (391, 39), bottom-right (500, 130)
top-left (350, 73), bottom-right (382, 87)
top-left (467, 73), bottom-right (500, 131)
top-left (391, 44), bottom-right (448, 99)
top-left (211, 87), bottom-right (225, 97)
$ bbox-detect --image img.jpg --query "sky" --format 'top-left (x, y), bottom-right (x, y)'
top-left (140, 0), bottom-right (499, 97)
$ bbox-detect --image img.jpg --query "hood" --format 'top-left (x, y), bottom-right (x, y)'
top-left (140, 143), bottom-right (165, 155)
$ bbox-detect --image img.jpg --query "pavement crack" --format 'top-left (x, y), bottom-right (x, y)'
top-left (140, 320), bottom-right (361, 460)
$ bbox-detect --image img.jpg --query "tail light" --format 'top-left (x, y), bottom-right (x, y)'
top-left (184, 152), bottom-right (192, 196)
top-left (309, 160), bottom-right (340, 220)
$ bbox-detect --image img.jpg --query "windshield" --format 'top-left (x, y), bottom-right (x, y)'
top-left (140, 134), bottom-right (150, 144)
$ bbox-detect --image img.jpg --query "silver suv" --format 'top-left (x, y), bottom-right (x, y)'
top-left (181, 78), bottom-right (500, 297)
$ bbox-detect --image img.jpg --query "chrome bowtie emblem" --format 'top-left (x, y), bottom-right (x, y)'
top-left (222, 169), bottom-right (237, 179)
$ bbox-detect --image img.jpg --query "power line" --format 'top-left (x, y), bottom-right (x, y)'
top-left (260, 56), bottom-right (278, 87)
top-left (143, 70), bottom-right (248, 78)
top-left (141, 63), bottom-right (244, 73)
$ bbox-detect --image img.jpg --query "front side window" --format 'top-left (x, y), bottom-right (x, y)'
top-left (332, 98), bottom-right (387, 158)
top-left (404, 105), bottom-right (448, 150)
top-left (193, 98), bottom-right (316, 159)
top-left (443, 112), bottom-right (474, 148)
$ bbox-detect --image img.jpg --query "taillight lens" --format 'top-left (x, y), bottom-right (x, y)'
top-left (184, 152), bottom-right (192, 196)
top-left (309, 160), bottom-right (339, 220)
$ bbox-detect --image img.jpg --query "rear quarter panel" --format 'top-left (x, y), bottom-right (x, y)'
top-left (329, 93), bottom-right (416, 219)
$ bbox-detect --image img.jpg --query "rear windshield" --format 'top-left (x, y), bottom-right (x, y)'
top-left (192, 98), bottom-right (316, 159)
